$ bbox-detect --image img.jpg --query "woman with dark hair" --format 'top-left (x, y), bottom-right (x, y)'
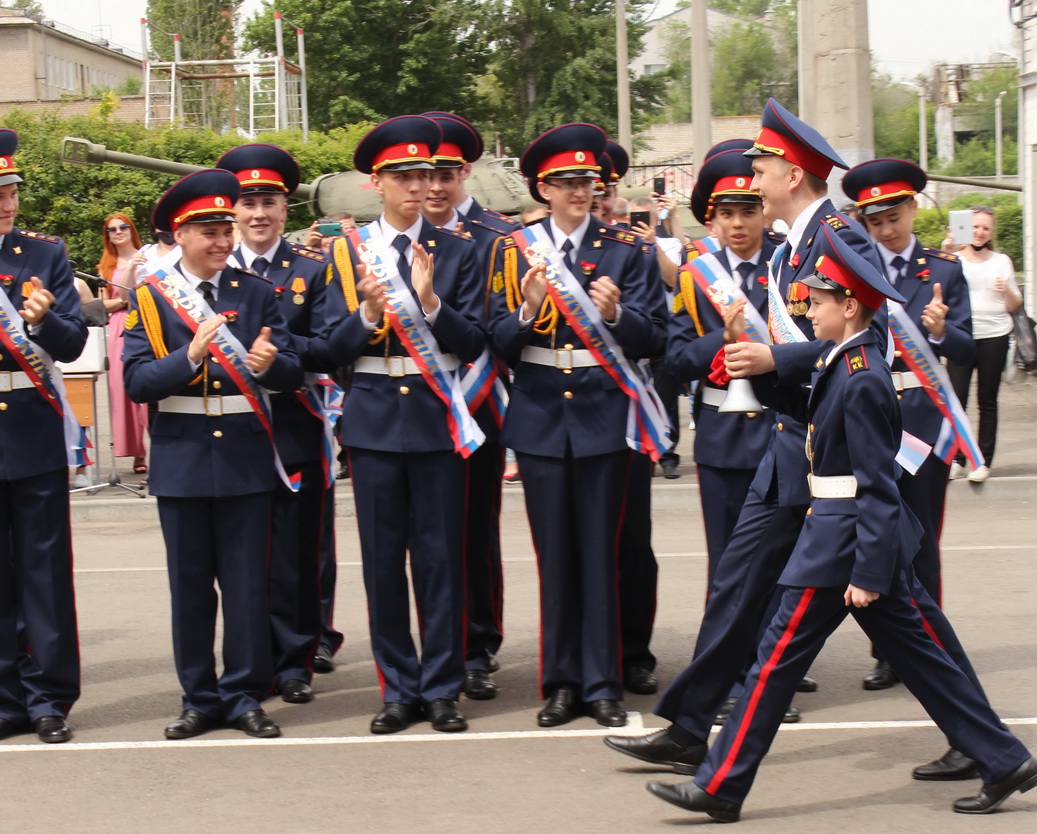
top-left (943, 207), bottom-right (1024, 482)
top-left (95, 212), bottom-right (148, 473)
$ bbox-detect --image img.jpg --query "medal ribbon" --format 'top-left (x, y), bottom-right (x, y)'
top-left (461, 350), bottom-right (508, 429)
top-left (510, 224), bottom-right (670, 461)
top-left (347, 227), bottom-right (485, 458)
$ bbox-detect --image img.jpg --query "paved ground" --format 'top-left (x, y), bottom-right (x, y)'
top-left (3, 377), bottom-right (1032, 831)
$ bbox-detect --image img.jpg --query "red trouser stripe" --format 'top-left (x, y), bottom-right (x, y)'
top-left (706, 587), bottom-right (816, 795)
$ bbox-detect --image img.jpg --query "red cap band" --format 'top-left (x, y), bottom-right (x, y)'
top-left (814, 253), bottom-right (883, 310)
top-left (171, 195), bottom-right (236, 230)
top-left (538, 150), bottom-right (600, 179)
top-left (710, 174), bottom-right (756, 199)
top-left (854, 179), bottom-right (916, 207)
top-left (372, 142), bottom-right (433, 171)
top-left (433, 141), bottom-right (467, 164)
top-left (234, 167), bottom-right (288, 192)
top-left (0, 155), bottom-right (18, 173)
top-left (753, 126), bottom-right (834, 180)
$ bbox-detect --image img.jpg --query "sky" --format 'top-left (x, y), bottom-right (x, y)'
top-left (28, 0), bottom-right (1022, 80)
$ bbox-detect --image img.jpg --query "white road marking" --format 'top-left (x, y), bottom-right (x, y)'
top-left (1, 714), bottom-right (1035, 755)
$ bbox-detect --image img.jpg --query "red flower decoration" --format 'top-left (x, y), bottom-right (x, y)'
top-left (274, 286), bottom-right (286, 297)
top-left (757, 276), bottom-right (768, 286)
top-left (580, 260), bottom-right (595, 276)
top-left (790, 253), bottom-right (801, 268)
top-left (223, 310), bottom-right (238, 323)
top-left (917, 269), bottom-right (931, 282)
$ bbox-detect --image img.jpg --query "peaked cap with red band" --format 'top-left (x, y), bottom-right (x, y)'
top-left (216, 143), bottom-right (301, 196)
top-left (698, 147), bottom-right (761, 208)
top-left (744, 98), bottom-right (848, 180)
top-left (422, 112), bottom-right (483, 167)
top-left (353, 115), bottom-right (441, 174)
top-left (152, 169), bottom-right (240, 233)
top-left (521, 123), bottom-right (607, 204)
top-left (842, 157), bottom-right (927, 216)
top-left (605, 140), bottom-right (630, 182)
top-left (802, 222), bottom-right (905, 311)
top-left (594, 153), bottom-right (614, 196)
top-left (0, 129), bottom-right (23, 187)
top-left (690, 184), bottom-right (709, 225)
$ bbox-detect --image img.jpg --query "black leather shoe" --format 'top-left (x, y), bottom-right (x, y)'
top-left (589, 699), bottom-right (627, 727)
top-left (863, 660), bottom-right (899, 690)
top-left (280, 679), bottom-right (314, 704)
top-left (624, 667), bottom-right (659, 696)
top-left (783, 704), bottom-right (801, 724)
top-left (370, 702), bottom-right (421, 735)
top-left (426, 699), bottom-right (467, 733)
top-left (954, 757), bottom-right (1037, 814)
top-left (312, 644), bottom-right (335, 674)
top-left (604, 728), bottom-right (707, 775)
top-left (0, 716), bottom-right (26, 740)
top-left (235, 709), bottom-right (281, 738)
top-left (462, 669), bottom-right (498, 701)
top-left (914, 748), bottom-right (980, 781)
top-left (164, 709), bottom-right (214, 740)
top-left (33, 715), bottom-right (71, 744)
top-left (661, 460), bottom-right (680, 479)
top-left (646, 780), bottom-right (741, 823)
top-left (714, 696), bottom-right (737, 726)
top-left (487, 654), bottom-right (500, 673)
top-left (797, 675), bottom-right (818, 692)
top-left (335, 465), bottom-right (350, 480)
top-left (537, 686), bottom-right (578, 727)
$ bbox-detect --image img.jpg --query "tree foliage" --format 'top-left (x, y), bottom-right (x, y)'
top-left (145, 1), bottom-right (242, 61)
top-left (872, 74), bottom-right (937, 162)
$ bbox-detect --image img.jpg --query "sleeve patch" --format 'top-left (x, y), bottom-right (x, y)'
top-left (844, 348), bottom-right (869, 375)
top-left (124, 309), bottom-right (139, 330)
top-left (672, 293), bottom-right (685, 315)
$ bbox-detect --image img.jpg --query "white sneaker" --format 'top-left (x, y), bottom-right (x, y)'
top-left (72, 473), bottom-right (90, 488)
top-left (967, 465), bottom-right (990, 483)
top-left (949, 462), bottom-right (967, 480)
top-left (688, 417), bottom-right (696, 431)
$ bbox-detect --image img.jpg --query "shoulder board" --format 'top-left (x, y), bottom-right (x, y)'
top-left (640, 243), bottom-right (652, 255)
top-left (766, 228), bottom-right (787, 244)
top-left (922, 246), bottom-right (958, 262)
top-left (482, 207), bottom-right (513, 223)
top-left (843, 346), bottom-right (870, 376)
top-left (431, 225), bottom-right (471, 242)
top-left (599, 227), bottom-right (637, 245)
top-left (287, 242), bottom-right (325, 261)
top-left (474, 211), bottom-right (520, 232)
top-left (823, 213), bottom-right (848, 231)
top-left (232, 265), bottom-right (272, 283)
top-left (502, 235), bottom-right (518, 248)
top-left (17, 229), bottom-right (61, 244)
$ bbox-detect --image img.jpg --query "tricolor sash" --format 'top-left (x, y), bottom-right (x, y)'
top-left (294, 373), bottom-right (344, 489)
top-left (347, 226), bottom-right (485, 458)
top-left (0, 283), bottom-right (87, 466)
top-left (509, 224), bottom-right (670, 460)
top-left (887, 301), bottom-right (982, 469)
top-left (685, 252), bottom-right (769, 344)
top-left (143, 268), bottom-right (299, 491)
top-left (461, 350), bottom-right (508, 429)
top-left (766, 243), bottom-right (809, 345)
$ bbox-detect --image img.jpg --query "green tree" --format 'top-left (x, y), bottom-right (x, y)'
top-left (145, 1), bottom-right (241, 61)
top-left (242, 1), bottom-right (493, 131)
top-left (872, 74), bottom-right (936, 162)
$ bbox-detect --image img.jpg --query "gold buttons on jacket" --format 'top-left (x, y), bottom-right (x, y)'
top-left (400, 386), bottom-right (410, 395)
top-left (213, 430), bottom-right (223, 438)
top-left (213, 380), bottom-right (222, 390)
top-left (563, 391), bottom-right (573, 399)
top-left (806, 507), bottom-right (812, 516)
top-left (777, 422), bottom-right (784, 432)
top-left (894, 350), bottom-right (903, 358)
top-left (0, 402), bottom-right (7, 411)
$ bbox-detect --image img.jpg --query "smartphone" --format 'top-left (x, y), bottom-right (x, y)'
top-left (653, 176), bottom-right (667, 196)
top-left (317, 222), bottom-right (343, 236)
top-left (948, 210), bottom-right (972, 246)
top-left (630, 210), bottom-right (651, 230)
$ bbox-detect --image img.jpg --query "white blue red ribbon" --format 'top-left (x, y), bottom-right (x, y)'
top-left (684, 251), bottom-right (769, 344)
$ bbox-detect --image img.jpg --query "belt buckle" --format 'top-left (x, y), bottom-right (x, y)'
top-left (386, 356), bottom-right (406, 378)
top-left (891, 372), bottom-right (904, 392)
top-left (205, 395), bottom-right (223, 417)
top-left (554, 348), bottom-right (574, 370)
top-left (0, 372), bottom-right (10, 393)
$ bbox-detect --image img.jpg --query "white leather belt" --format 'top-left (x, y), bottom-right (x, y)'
top-left (700, 387), bottom-right (726, 407)
top-left (521, 345), bottom-right (598, 370)
top-left (0, 371), bottom-right (37, 392)
top-left (158, 395), bottom-right (253, 416)
top-left (353, 354), bottom-right (459, 377)
top-left (890, 371), bottom-right (923, 391)
top-left (808, 474), bottom-right (858, 499)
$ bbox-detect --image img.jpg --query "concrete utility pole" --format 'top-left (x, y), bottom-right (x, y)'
top-left (616, 0), bottom-right (632, 151)
top-left (1015, 1), bottom-right (1037, 307)
top-left (797, 0), bottom-right (874, 180)
top-left (691, 0), bottom-right (711, 170)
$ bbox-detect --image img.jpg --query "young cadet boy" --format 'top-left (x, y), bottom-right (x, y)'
top-left (216, 143), bottom-right (334, 705)
top-left (123, 170), bottom-right (302, 740)
top-left (0, 129), bottom-right (86, 744)
top-left (486, 123), bottom-right (667, 728)
top-left (842, 159), bottom-right (975, 698)
top-left (646, 225), bottom-right (1036, 823)
top-left (421, 111), bottom-right (518, 700)
top-left (323, 115), bottom-right (486, 735)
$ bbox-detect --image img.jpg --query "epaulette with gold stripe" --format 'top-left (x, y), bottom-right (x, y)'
top-left (288, 242), bottom-right (325, 261)
top-left (233, 265), bottom-right (271, 283)
top-left (16, 229), bottom-right (61, 244)
top-left (823, 213), bottom-right (848, 231)
top-left (844, 346), bottom-right (870, 376)
top-left (431, 225), bottom-right (472, 242)
top-left (922, 246), bottom-right (958, 262)
top-left (598, 226), bottom-right (637, 245)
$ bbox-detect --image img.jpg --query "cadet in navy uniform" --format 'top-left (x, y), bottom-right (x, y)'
top-left (668, 145), bottom-right (778, 582)
top-left (486, 124), bottom-right (667, 728)
top-left (216, 143), bottom-right (334, 705)
top-left (123, 170), bottom-right (302, 740)
top-left (646, 226), bottom-right (1037, 823)
top-left (842, 158), bottom-right (975, 697)
top-left (0, 129), bottom-right (86, 744)
top-left (323, 116), bottom-right (485, 734)
top-left (421, 111), bottom-right (517, 700)
top-left (606, 99), bottom-right (883, 771)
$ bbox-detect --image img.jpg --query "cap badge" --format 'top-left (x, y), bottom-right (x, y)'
top-left (251, 169), bottom-right (261, 178)
top-left (215, 197), bottom-right (226, 207)
top-left (575, 151), bottom-right (586, 162)
top-left (407, 144), bottom-right (418, 155)
top-left (0, 158), bottom-right (8, 168)
top-left (736, 177), bottom-right (746, 187)
top-left (870, 186), bottom-right (881, 196)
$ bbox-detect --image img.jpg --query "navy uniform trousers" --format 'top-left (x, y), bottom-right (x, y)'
top-left (617, 451), bottom-right (657, 675)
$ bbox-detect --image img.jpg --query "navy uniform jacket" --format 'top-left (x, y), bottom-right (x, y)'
top-left (122, 264), bottom-right (303, 497)
top-left (667, 241), bottom-right (779, 469)
top-left (0, 229), bottom-right (87, 480)
top-left (324, 218), bottom-right (486, 453)
top-left (234, 239), bottom-right (332, 467)
top-left (756, 330), bottom-right (921, 594)
top-left (755, 201), bottom-right (886, 507)
top-left (486, 217), bottom-right (667, 458)
top-left (891, 242), bottom-right (973, 445)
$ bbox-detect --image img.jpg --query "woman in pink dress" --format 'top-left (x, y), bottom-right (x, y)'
top-left (96, 213), bottom-right (148, 472)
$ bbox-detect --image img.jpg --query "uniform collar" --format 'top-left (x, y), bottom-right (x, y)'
top-left (456, 194), bottom-right (475, 217)
top-left (176, 262), bottom-right (221, 293)
top-left (824, 328), bottom-right (870, 366)
top-left (877, 235), bottom-right (916, 272)
top-left (237, 239), bottom-right (282, 269)
top-left (785, 196), bottom-right (829, 255)
top-left (548, 213), bottom-right (591, 254)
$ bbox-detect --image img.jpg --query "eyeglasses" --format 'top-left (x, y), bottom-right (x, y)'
top-left (543, 178), bottom-right (596, 193)
top-left (107, 223), bottom-right (131, 233)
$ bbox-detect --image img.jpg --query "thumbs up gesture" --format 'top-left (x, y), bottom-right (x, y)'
top-left (246, 326), bottom-right (278, 375)
top-left (921, 282), bottom-right (948, 340)
top-left (19, 277), bottom-right (55, 327)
